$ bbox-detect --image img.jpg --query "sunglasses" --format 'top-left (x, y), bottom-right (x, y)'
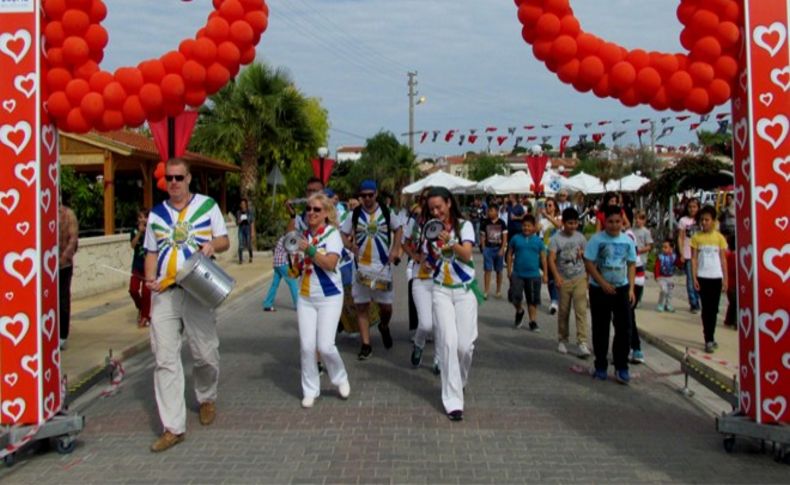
top-left (359, 192), bottom-right (376, 199)
top-left (165, 175), bottom-right (186, 182)
top-left (306, 206), bottom-right (324, 213)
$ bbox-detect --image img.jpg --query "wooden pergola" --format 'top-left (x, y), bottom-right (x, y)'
top-left (59, 130), bottom-right (240, 235)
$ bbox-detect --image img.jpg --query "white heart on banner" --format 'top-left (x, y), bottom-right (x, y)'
top-left (739, 70), bottom-right (748, 92)
top-left (0, 312), bottom-right (29, 346)
top-left (754, 22), bottom-right (788, 57)
top-left (783, 353), bottom-right (790, 370)
top-left (762, 244), bottom-right (790, 283)
top-left (0, 29), bottom-right (31, 64)
top-left (44, 392), bottom-right (56, 417)
top-left (756, 115), bottom-right (789, 150)
top-left (771, 66), bottom-right (790, 92)
top-left (13, 73), bottom-right (35, 98)
top-left (13, 160), bottom-right (36, 187)
top-left (42, 309), bottom-right (56, 341)
top-left (48, 220), bottom-right (55, 233)
top-left (21, 354), bottom-right (38, 378)
top-left (740, 156), bottom-right (751, 182)
top-left (2, 99), bottom-right (15, 113)
top-left (3, 248), bottom-right (37, 287)
top-left (734, 185), bottom-right (745, 210)
top-left (765, 287), bottom-right (774, 297)
top-left (734, 119), bottom-right (749, 150)
top-left (43, 247), bottom-right (58, 282)
top-left (739, 245), bottom-right (754, 281)
top-left (48, 162), bottom-right (58, 185)
top-left (0, 188), bottom-right (20, 215)
top-left (738, 308), bottom-right (752, 338)
top-left (4, 292), bottom-right (13, 301)
top-left (759, 92), bottom-right (774, 107)
top-left (755, 184), bottom-right (778, 210)
top-left (740, 365), bottom-right (748, 379)
top-left (749, 351), bottom-right (756, 373)
top-left (765, 370), bottom-right (780, 385)
top-left (3, 372), bottom-right (18, 387)
top-left (1, 398), bottom-right (26, 422)
top-left (773, 156), bottom-right (790, 182)
top-left (15, 221), bottom-right (29, 236)
top-left (758, 309), bottom-right (789, 343)
top-left (777, 217), bottom-right (789, 231)
top-left (740, 391), bottom-right (751, 414)
top-left (52, 348), bottom-right (60, 366)
top-left (744, 217), bottom-right (751, 230)
top-left (0, 120), bottom-right (31, 155)
top-left (42, 125), bottom-right (56, 156)
top-left (762, 396), bottom-right (787, 422)
top-left (41, 188), bottom-right (51, 212)
top-left (44, 368), bottom-right (52, 382)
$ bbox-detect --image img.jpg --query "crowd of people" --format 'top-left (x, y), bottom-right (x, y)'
top-left (135, 161), bottom-right (734, 453)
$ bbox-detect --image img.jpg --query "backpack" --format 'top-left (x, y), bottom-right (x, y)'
top-left (352, 202), bottom-right (392, 247)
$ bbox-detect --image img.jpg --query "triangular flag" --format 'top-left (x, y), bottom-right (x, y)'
top-left (657, 126), bottom-right (674, 140)
top-left (612, 131), bottom-right (627, 142)
top-left (514, 136), bottom-right (523, 148)
top-left (565, 123), bottom-right (573, 131)
top-left (584, 122), bottom-right (593, 129)
top-left (445, 130), bottom-right (456, 142)
top-left (527, 136), bottom-right (537, 142)
top-left (592, 133), bottom-right (605, 143)
top-left (541, 135), bottom-right (551, 144)
top-left (508, 127), bottom-right (516, 135)
top-left (598, 120), bottom-right (611, 126)
top-left (524, 125), bottom-right (535, 130)
top-left (432, 130), bottom-right (440, 142)
top-left (458, 134), bottom-right (466, 146)
top-left (497, 136), bottom-right (509, 146)
top-left (559, 135), bottom-right (571, 156)
top-left (419, 131), bottom-right (428, 144)
top-left (640, 118), bottom-right (651, 124)
top-left (468, 135), bottom-right (478, 144)
top-left (676, 115), bottom-right (691, 121)
top-left (717, 120), bottom-right (730, 134)
top-left (578, 134), bottom-right (588, 144)
top-left (485, 127), bottom-right (498, 133)
top-left (700, 114), bottom-right (711, 122)
top-left (541, 124), bottom-right (552, 129)
top-left (689, 122), bottom-right (701, 131)
top-left (716, 113), bottom-right (729, 120)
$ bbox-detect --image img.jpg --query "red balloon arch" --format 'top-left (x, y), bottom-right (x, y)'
top-left (515, 0), bottom-right (741, 114)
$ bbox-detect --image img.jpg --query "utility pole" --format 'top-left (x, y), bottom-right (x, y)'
top-left (408, 71), bottom-right (418, 183)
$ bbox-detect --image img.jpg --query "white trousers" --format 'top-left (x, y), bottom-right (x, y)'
top-left (297, 294), bottom-right (348, 399)
top-left (411, 278), bottom-right (435, 349)
top-left (432, 285), bottom-right (478, 413)
top-left (150, 287), bottom-right (219, 435)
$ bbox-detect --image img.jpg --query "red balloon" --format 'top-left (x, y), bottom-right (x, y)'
top-left (649, 87), bottom-right (670, 111)
top-left (62, 36), bottom-right (90, 65)
top-left (532, 40), bottom-right (553, 62)
top-left (62, 9), bottom-right (90, 35)
top-left (46, 92), bottom-right (71, 118)
top-left (559, 15), bottom-right (580, 37)
top-left (609, 61), bottom-right (636, 91)
top-left (178, 39), bottom-right (196, 58)
top-left (47, 48), bottom-right (65, 67)
top-left (220, 0), bottom-right (246, 22)
top-left (139, 83), bottom-right (164, 113)
top-left (708, 78), bottom-right (731, 104)
top-left (598, 42), bottom-right (623, 68)
top-left (689, 61), bottom-right (715, 86)
top-left (620, 87), bottom-right (640, 107)
top-left (535, 13), bottom-right (562, 39)
top-left (217, 42), bottom-right (241, 68)
top-left (161, 73), bottom-right (186, 102)
top-left (692, 36), bottom-right (722, 62)
top-left (714, 55), bottom-right (738, 82)
top-left (161, 51), bottom-right (186, 74)
top-left (239, 45), bottom-right (256, 65)
top-left (206, 17), bottom-right (230, 42)
top-left (685, 87), bottom-right (711, 113)
top-left (44, 0), bottom-right (67, 20)
top-left (679, 28), bottom-right (696, 51)
top-left (102, 110), bottom-right (124, 131)
top-left (47, 67), bottom-right (72, 92)
top-left (690, 9), bottom-right (719, 36)
top-left (89, 0), bottom-right (108, 23)
top-left (576, 33), bottom-right (601, 57)
top-left (65, 0), bottom-right (92, 10)
top-left (122, 96), bottom-right (146, 126)
top-left (717, 21), bottom-right (740, 48)
top-left (579, 56), bottom-right (605, 85)
top-left (74, 60), bottom-right (99, 80)
top-left (139, 60), bottom-right (166, 84)
top-left (205, 63), bottom-right (231, 94)
top-left (654, 54), bottom-right (680, 77)
top-left (102, 81), bottom-right (127, 109)
top-left (154, 162), bottom-right (166, 179)
top-left (80, 92), bottom-right (104, 120)
top-left (241, 0), bottom-right (265, 11)
top-left (44, 21), bottom-right (66, 48)
top-left (720, 1), bottom-right (741, 23)
top-left (88, 69), bottom-right (112, 90)
top-left (545, 0), bottom-right (570, 16)
top-left (518, 5), bottom-right (543, 27)
top-left (592, 74), bottom-right (610, 98)
top-left (182, 60), bottom-right (207, 86)
top-left (157, 177), bottom-right (167, 191)
top-left (676, 2), bottom-right (697, 25)
top-left (245, 11), bottom-right (268, 34)
top-left (163, 100), bottom-right (185, 117)
top-left (229, 20), bottom-right (254, 46)
top-left (557, 59), bottom-right (580, 84)
top-left (65, 78), bottom-right (90, 105)
top-left (193, 38), bottom-right (218, 66)
top-left (84, 24), bottom-right (108, 51)
top-left (114, 67), bottom-right (144, 95)
top-left (65, 107), bottom-right (90, 133)
top-left (635, 67), bottom-right (662, 97)
top-left (551, 35), bottom-right (577, 62)
top-left (626, 49), bottom-right (650, 71)
top-left (667, 70), bottom-right (694, 100)
top-left (184, 89), bottom-right (207, 107)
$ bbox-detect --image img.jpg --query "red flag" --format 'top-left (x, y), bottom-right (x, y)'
top-left (564, 123), bottom-right (573, 131)
top-left (716, 113), bottom-right (729, 120)
top-left (496, 136), bottom-right (508, 146)
top-left (485, 127), bottom-right (498, 133)
top-left (640, 118), bottom-right (651, 124)
top-left (468, 135), bottom-right (478, 144)
top-left (444, 130), bottom-right (456, 142)
top-left (592, 133), bottom-right (605, 143)
top-left (526, 135), bottom-right (537, 141)
top-left (559, 135), bottom-right (571, 156)
top-left (526, 154), bottom-right (549, 194)
top-left (419, 131), bottom-right (428, 144)
top-left (689, 122), bottom-right (701, 131)
top-left (676, 115), bottom-right (691, 121)
top-left (524, 125), bottom-right (535, 130)
top-left (598, 120), bottom-right (611, 126)
top-left (149, 111), bottom-right (200, 160)
top-left (637, 128), bottom-right (649, 137)
top-left (311, 157), bottom-right (336, 185)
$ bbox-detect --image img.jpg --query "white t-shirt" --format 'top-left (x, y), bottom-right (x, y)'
top-left (432, 220), bottom-right (476, 287)
top-left (299, 226), bottom-right (344, 298)
top-left (340, 205), bottom-right (402, 276)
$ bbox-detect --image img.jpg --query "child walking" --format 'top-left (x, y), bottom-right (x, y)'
top-left (584, 205), bottom-right (637, 384)
top-left (627, 210), bottom-right (653, 364)
top-left (654, 239), bottom-right (678, 312)
top-left (691, 205), bottom-right (728, 353)
top-left (507, 214), bottom-right (547, 332)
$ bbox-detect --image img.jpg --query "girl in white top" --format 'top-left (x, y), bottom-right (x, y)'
top-left (540, 197), bottom-right (562, 313)
top-left (295, 193), bottom-right (350, 408)
top-left (677, 198), bottom-right (702, 312)
top-left (426, 187), bottom-right (478, 422)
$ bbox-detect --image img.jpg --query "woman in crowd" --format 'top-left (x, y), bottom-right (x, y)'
top-left (295, 193), bottom-right (350, 408)
top-left (236, 198), bottom-right (254, 264)
top-left (540, 197), bottom-right (562, 314)
top-left (595, 192), bottom-right (631, 232)
top-left (678, 197), bottom-right (702, 313)
top-left (426, 187), bottom-right (479, 422)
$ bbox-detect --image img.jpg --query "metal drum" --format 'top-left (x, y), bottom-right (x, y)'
top-left (176, 253), bottom-right (236, 309)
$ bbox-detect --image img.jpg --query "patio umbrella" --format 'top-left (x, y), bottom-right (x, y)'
top-left (402, 171), bottom-right (476, 194)
top-left (563, 171), bottom-right (606, 194)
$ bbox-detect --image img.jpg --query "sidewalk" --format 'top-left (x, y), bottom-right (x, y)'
top-left (62, 252), bottom-right (273, 392)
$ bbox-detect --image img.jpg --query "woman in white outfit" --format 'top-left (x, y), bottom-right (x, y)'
top-left (426, 187), bottom-right (479, 421)
top-left (296, 193), bottom-right (350, 408)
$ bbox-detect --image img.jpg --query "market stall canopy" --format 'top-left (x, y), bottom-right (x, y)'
top-left (605, 173), bottom-right (651, 192)
top-left (471, 174), bottom-right (508, 194)
top-left (562, 171), bottom-right (606, 194)
top-left (485, 171), bottom-right (532, 195)
top-left (402, 171), bottom-right (476, 194)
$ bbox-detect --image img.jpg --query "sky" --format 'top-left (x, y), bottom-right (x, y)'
top-left (101, 0), bottom-right (729, 158)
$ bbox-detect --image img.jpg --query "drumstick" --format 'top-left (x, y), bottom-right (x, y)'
top-left (100, 264), bottom-right (134, 278)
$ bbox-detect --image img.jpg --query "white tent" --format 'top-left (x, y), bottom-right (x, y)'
top-left (562, 171), bottom-right (606, 194)
top-left (605, 173), bottom-right (651, 193)
top-left (485, 171), bottom-right (533, 195)
top-left (471, 173), bottom-right (508, 193)
top-left (402, 171), bottom-right (476, 195)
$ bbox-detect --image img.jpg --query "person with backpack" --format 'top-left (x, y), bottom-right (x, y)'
top-left (340, 180), bottom-right (403, 360)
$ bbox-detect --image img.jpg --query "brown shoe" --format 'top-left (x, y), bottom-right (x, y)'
top-left (150, 431), bottom-right (184, 452)
top-left (199, 401), bottom-right (216, 425)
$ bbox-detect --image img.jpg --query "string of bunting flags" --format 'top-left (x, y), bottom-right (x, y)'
top-left (418, 112), bottom-right (731, 155)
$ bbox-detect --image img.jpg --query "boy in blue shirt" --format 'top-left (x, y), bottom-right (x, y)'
top-left (584, 205), bottom-right (637, 384)
top-left (507, 215), bottom-right (548, 332)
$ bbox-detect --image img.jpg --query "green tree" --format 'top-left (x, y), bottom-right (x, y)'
top-left (697, 129), bottom-right (733, 157)
top-left (567, 139), bottom-right (607, 160)
top-left (190, 62), bottom-right (328, 202)
top-left (467, 154), bottom-right (507, 181)
top-left (346, 131), bottom-right (415, 194)
top-left (60, 166), bottom-right (104, 233)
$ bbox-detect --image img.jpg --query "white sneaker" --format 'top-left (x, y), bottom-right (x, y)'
top-left (301, 396), bottom-right (315, 408)
top-left (550, 302), bottom-right (558, 315)
top-left (577, 343), bottom-right (591, 358)
top-left (557, 342), bottom-right (568, 354)
top-left (338, 381), bottom-right (351, 399)
top-left (59, 339), bottom-right (67, 351)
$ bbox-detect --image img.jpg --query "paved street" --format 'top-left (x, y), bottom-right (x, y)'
top-left (1, 260), bottom-right (786, 484)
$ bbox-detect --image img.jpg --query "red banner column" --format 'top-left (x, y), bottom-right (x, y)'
top-left (733, 1), bottom-right (790, 424)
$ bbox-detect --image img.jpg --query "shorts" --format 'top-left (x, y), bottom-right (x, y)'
top-left (352, 280), bottom-right (394, 305)
top-left (483, 246), bottom-right (504, 272)
top-left (509, 275), bottom-right (541, 306)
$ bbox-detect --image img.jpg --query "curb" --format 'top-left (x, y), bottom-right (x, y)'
top-left (66, 268), bottom-right (274, 400)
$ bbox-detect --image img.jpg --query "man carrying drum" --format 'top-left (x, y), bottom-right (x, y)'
top-left (341, 179), bottom-right (403, 360)
top-left (144, 158), bottom-right (229, 453)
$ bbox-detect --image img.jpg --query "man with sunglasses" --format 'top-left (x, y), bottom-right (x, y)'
top-left (341, 179), bottom-right (403, 360)
top-left (143, 158), bottom-right (229, 453)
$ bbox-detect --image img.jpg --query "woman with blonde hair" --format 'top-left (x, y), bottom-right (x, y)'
top-left (294, 193), bottom-right (350, 408)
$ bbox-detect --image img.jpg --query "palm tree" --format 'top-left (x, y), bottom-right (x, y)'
top-left (191, 62), bottom-right (327, 201)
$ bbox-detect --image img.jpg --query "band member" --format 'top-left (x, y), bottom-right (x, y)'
top-left (341, 180), bottom-right (403, 360)
top-left (426, 187), bottom-right (479, 421)
top-left (286, 176), bottom-right (325, 232)
top-left (402, 193), bottom-right (440, 374)
top-left (144, 158), bottom-right (229, 452)
top-left (295, 193), bottom-right (350, 408)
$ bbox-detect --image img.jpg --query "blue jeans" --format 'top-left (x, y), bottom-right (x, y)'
top-left (547, 273), bottom-right (559, 304)
top-left (483, 246), bottom-right (504, 272)
top-left (238, 224), bottom-right (252, 262)
top-left (263, 265), bottom-right (299, 309)
top-left (684, 259), bottom-right (700, 309)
